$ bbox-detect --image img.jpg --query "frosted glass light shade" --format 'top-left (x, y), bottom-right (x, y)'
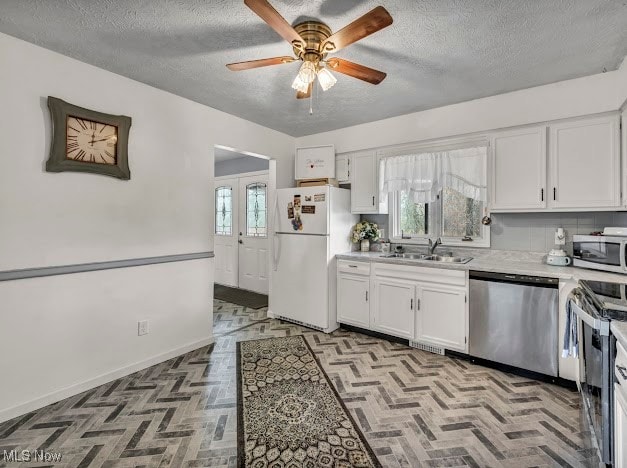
top-left (317, 68), bottom-right (337, 91)
top-left (291, 74), bottom-right (309, 93)
top-left (297, 61), bottom-right (317, 84)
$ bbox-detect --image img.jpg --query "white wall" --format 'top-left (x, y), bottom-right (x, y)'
top-left (0, 32), bottom-right (293, 422)
top-left (296, 58), bottom-right (627, 153)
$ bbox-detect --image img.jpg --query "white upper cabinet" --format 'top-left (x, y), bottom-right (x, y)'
top-left (335, 154), bottom-right (351, 184)
top-left (491, 126), bottom-right (547, 210)
top-left (350, 151), bottom-right (388, 214)
top-left (295, 145), bottom-right (335, 180)
top-left (549, 115), bottom-right (620, 209)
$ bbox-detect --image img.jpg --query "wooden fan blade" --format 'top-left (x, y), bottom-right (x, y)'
top-left (326, 58), bottom-right (386, 84)
top-left (244, 0), bottom-right (304, 50)
top-left (296, 83), bottom-right (313, 99)
top-left (226, 56), bottom-right (295, 71)
top-left (322, 6), bottom-right (393, 53)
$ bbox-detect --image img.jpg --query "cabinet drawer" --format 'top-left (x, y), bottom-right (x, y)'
top-left (373, 262), bottom-right (466, 287)
top-left (338, 260), bottom-right (370, 275)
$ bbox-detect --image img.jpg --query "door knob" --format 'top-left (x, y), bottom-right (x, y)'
top-left (239, 240), bottom-right (243, 244)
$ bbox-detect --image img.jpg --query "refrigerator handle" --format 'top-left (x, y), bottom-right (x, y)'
top-left (272, 195), bottom-right (280, 271)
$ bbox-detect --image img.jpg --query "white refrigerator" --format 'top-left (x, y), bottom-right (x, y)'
top-left (269, 186), bottom-right (358, 333)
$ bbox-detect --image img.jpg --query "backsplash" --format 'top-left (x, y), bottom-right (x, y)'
top-left (359, 212), bottom-right (627, 254)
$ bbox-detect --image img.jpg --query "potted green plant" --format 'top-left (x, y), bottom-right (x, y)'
top-left (351, 220), bottom-right (381, 252)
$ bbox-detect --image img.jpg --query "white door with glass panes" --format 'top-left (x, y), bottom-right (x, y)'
top-left (214, 179), bottom-right (239, 287)
top-left (238, 175), bottom-right (269, 294)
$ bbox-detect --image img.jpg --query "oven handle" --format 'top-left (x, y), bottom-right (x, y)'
top-left (567, 291), bottom-right (610, 336)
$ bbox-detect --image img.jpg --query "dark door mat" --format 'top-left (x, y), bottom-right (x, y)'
top-left (214, 284), bottom-right (268, 309)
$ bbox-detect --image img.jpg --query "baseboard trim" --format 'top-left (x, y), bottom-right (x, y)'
top-left (0, 336), bottom-right (214, 424)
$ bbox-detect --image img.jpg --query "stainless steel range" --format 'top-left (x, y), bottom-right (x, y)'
top-left (567, 280), bottom-right (627, 465)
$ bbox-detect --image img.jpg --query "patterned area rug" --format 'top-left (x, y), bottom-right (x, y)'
top-left (237, 335), bottom-right (381, 468)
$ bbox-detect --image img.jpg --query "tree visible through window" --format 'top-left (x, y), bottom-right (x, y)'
top-left (441, 187), bottom-right (482, 238)
top-left (397, 188), bottom-right (484, 241)
top-left (400, 191), bottom-right (427, 236)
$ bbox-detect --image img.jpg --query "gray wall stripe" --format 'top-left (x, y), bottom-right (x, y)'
top-left (0, 252), bottom-right (214, 282)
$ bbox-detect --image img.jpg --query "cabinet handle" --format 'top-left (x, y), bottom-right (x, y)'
top-left (417, 299), bottom-right (420, 310)
top-left (553, 187), bottom-right (556, 201)
top-left (365, 291), bottom-right (368, 302)
top-left (410, 298), bottom-right (413, 310)
top-left (372, 196), bottom-right (375, 206)
top-left (348, 264), bottom-right (358, 268)
top-left (540, 188), bottom-right (544, 202)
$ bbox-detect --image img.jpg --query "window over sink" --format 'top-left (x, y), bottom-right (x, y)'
top-left (383, 143), bottom-right (490, 247)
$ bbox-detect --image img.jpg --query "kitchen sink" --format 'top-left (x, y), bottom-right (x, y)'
top-left (430, 255), bottom-right (473, 263)
top-left (380, 253), bottom-right (473, 264)
top-left (401, 253), bottom-right (433, 260)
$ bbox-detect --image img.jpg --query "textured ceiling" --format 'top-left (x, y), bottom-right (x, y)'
top-left (1, 0), bottom-right (626, 137)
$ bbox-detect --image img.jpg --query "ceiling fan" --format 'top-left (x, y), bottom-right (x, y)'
top-left (226, 0), bottom-right (393, 99)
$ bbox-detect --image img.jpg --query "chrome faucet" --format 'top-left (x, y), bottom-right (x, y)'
top-left (428, 237), bottom-right (442, 255)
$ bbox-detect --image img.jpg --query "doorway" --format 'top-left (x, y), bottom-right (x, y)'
top-left (213, 146), bottom-right (272, 295)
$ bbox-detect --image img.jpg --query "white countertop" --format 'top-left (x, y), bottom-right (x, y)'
top-left (613, 322), bottom-right (627, 350)
top-left (336, 250), bottom-right (627, 283)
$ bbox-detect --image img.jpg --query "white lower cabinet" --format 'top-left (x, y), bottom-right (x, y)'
top-left (415, 284), bottom-right (467, 352)
top-left (337, 273), bottom-right (370, 328)
top-left (371, 277), bottom-right (415, 339)
top-left (616, 383), bottom-right (627, 468)
top-left (337, 261), bottom-right (468, 350)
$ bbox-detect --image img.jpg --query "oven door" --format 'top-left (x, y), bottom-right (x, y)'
top-left (572, 236), bottom-right (626, 274)
top-left (568, 291), bottom-right (613, 464)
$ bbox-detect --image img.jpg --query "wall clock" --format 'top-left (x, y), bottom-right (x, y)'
top-left (46, 96), bottom-right (132, 180)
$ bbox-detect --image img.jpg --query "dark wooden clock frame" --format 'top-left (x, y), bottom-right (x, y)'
top-left (46, 96), bottom-right (132, 180)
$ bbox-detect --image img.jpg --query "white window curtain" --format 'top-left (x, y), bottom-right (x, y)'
top-left (379, 145), bottom-right (487, 204)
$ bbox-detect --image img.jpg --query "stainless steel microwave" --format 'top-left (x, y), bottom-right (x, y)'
top-left (573, 235), bottom-right (627, 274)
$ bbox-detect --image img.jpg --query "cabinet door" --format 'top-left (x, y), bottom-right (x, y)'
top-left (615, 385), bottom-right (627, 468)
top-left (549, 115), bottom-right (620, 209)
top-left (337, 273), bottom-right (369, 328)
top-left (371, 277), bottom-right (415, 339)
top-left (295, 145), bottom-right (335, 180)
top-left (491, 126), bottom-right (546, 210)
top-left (415, 284), bottom-right (467, 352)
top-left (350, 151), bottom-right (387, 214)
top-left (336, 154), bottom-right (350, 183)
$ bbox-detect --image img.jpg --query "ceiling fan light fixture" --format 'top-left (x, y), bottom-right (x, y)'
top-left (297, 60), bottom-right (317, 84)
top-left (291, 74), bottom-right (310, 94)
top-left (317, 67), bottom-right (337, 91)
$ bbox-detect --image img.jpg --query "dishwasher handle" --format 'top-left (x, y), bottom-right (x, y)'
top-left (469, 270), bottom-right (558, 288)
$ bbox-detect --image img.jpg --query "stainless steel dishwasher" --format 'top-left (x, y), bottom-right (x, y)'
top-left (469, 271), bottom-right (559, 376)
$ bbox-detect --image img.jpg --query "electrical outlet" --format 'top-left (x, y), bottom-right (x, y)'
top-left (554, 228), bottom-right (566, 246)
top-left (138, 320), bottom-right (149, 336)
